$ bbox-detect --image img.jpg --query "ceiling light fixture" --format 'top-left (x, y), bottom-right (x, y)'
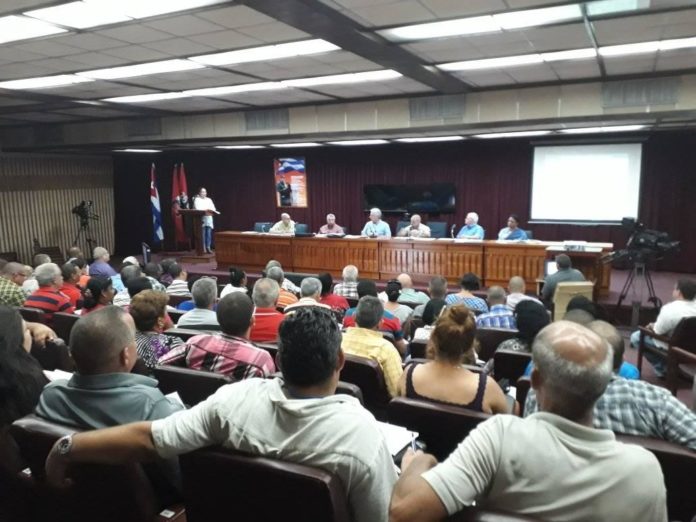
top-left (214, 145), bottom-right (266, 149)
top-left (395, 136), bottom-right (464, 143)
top-left (103, 92), bottom-right (191, 103)
top-left (190, 39), bottom-right (339, 66)
top-left (0, 15), bottom-right (67, 44)
top-left (379, 15), bottom-right (500, 41)
top-left (114, 149), bottom-right (162, 153)
top-left (282, 69), bottom-right (401, 87)
top-left (184, 82), bottom-right (285, 97)
top-left (270, 142), bottom-right (322, 148)
top-left (599, 41), bottom-right (661, 57)
top-left (328, 139), bottom-right (389, 146)
top-left (540, 48), bottom-right (597, 62)
top-left (493, 4), bottom-right (582, 30)
top-left (79, 59), bottom-right (205, 80)
top-left (0, 74), bottom-right (93, 90)
top-left (25, 1), bottom-right (132, 29)
top-left (85, 0), bottom-right (224, 19)
top-left (560, 124), bottom-right (648, 134)
top-left (439, 54), bottom-right (543, 72)
top-left (473, 130), bottom-right (552, 138)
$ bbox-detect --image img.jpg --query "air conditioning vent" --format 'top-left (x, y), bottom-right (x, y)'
top-left (245, 109), bottom-right (289, 131)
top-left (602, 78), bottom-right (680, 108)
top-left (126, 118), bottom-right (161, 137)
top-left (409, 95), bottom-right (465, 121)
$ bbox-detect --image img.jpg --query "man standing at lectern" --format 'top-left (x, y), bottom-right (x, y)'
top-left (194, 187), bottom-right (217, 254)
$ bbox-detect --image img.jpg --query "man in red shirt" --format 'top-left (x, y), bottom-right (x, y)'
top-left (318, 272), bottom-right (349, 312)
top-left (59, 261), bottom-right (83, 310)
top-left (25, 263), bottom-right (75, 325)
top-left (250, 278), bottom-right (285, 342)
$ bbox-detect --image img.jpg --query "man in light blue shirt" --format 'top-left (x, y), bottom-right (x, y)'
top-left (456, 212), bottom-right (484, 239)
top-left (361, 207), bottom-right (391, 237)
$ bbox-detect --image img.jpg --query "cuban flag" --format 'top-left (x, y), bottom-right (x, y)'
top-left (277, 157), bottom-right (305, 174)
top-left (150, 164), bottom-right (164, 244)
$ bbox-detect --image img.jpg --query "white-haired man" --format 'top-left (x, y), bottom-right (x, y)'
top-left (334, 265), bottom-right (359, 299)
top-left (90, 247), bottom-right (117, 278)
top-left (456, 212), bottom-right (484, 239)
top-left (361, 208), bottom-right (391, 238)
top-left (24, 263), bottom-right (75, 324)
top-left (269, 213), bottom-right (296, 234)
top-left (318, 213), bottom-right (345, 235)
top-left (397, 215), bottom-right (430, 238)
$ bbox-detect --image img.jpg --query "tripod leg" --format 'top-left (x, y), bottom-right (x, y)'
top-left (643, 268), bottom-right (662, 309)
top-left (615, 267), bottom-right (636, 310)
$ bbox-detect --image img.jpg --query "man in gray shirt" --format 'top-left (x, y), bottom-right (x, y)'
top-left (176, 277), bottom-right (220, 330)
top-left (541, 254), bottom-right (586, 303)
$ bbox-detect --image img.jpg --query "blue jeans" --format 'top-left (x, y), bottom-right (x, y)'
top-left (203, 226), bottom-right (212, 250)
top-left (629, 329), bottom-right (666, 377)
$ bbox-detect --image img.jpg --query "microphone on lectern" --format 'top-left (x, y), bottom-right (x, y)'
top-left (450, 224), bottom-right (457, 239)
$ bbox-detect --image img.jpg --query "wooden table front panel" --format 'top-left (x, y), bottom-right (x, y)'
top-left (484, 243), bottom-right (547, 292)
top-left (215, 232), bottom-right (293, 272)
top-left (292, 238), bottom-right (379, 279)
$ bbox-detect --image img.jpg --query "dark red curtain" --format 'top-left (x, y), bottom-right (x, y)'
top-left (113, 131), bottom-right (696, 273)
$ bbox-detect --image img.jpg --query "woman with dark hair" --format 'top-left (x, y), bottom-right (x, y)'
top-left (130, 290), bottom-right (183, 369)
top-left (383, 280), bottom-right (413, 325)
top-left (397, 305), bottom-right (509, 414)
top-left (445, 273), bottom-right (488, 313)
top-left (412, 298), bottom-right (447, 342)
top-left (498, 214), bottom-right (528, 241)
top-left (81, 276), bottom-right (115, 315)
top-left (317, 272), bottom-right (348, 312)
top-left (0, 306), bottom-right (47, 427)
top-left (220, 267), bottom-right (247, 298)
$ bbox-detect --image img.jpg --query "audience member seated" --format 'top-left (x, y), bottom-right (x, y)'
top-left (81, 276), bottom-right (115, 315)
top-left (589, 320), bottom-right (638, 380)
top-left (445, 272), bottom-right (488, 313)
top-left (413, 276), bottom-right (447, 319)
top-left (220, 267), bottom-right (247, 298)
top-left (383, 280), bottom-right (414, 325)
top-left (506, 275), bottom-right (542, 310)
top-left (0, 306), bottom-right (47, 428)
top-left (630, 278), bottom-right (696, 378)
top-left (318, 272), bottom-right (349, 312)
top-left (59, 262), bottom-right (83, 310)
top-left (143, 262), bottom-right (167, 292)
top-left (497, 214), bottom-right (528, 241)
top-left (45, 307), bottom-right (398, 522)
top-left (476, 286), bottom-right (516, 329)
top-left (540, 254), bottom-right (586, 303)
top-left (397, 214), bottom-right (430, 238)
top-left (130, 290), bottom-right (183, 369)
top-left (284, 277), bottom-right (331, 313)
top-left (159, 293), bottom-right (275, 379)
top-left (333, 264), bottom-right (359, 299)
top-left (416, 298), bottom-right (447, 335)
top-left (165, 263), bottom-right (190, 297)
top-left (113, 264), bottom-right (143, 307)
top-left (390, 321), bottom-right (666, 522)
top-left (399, 306), bottom-right (510, 414)
top-left (269, 212), bottom-right (296, 234)
top-left (70, 257), bottom-right (90, 288)
top-left (525, 320), bottom-right (696, 452)
top-left (159, 258), bottom-right (176, 286)
top-left (341, 296), bottom-right (403, 398)
top-left (264, 259), bottom-right (300, 294)
top-left (483, 300), bottom-right (549, 374)
top-left (266, 266), bottom-right (298, 310)
top-left (176, 278), bottom-right (220, 330)
top-left (396, 273), bottom-right (429, 305)
top-left (24, 263), bottom-right (75, 324)
top-left (343, 280), bottom-right (406, 355)
top-left (22, 253), bottom-right (51, 296)
top-left (565, 294), bottom-right (598, 318)
top-left (250, 278), bottom-right (285, 342)
top-left (89, 247), bottom-right (117, 278)
top-left (67, 246), bottom-right (83, 261)
top-left (0, 262), bottom-right (28, 307)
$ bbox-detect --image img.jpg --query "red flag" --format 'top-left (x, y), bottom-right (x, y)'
top-left (171, 163), bottom-right (186, 248)
top-left (178, 162), bottom-right (189, 199)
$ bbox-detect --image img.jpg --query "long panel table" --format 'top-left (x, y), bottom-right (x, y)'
top-left (215, 232), bottom-right (612, 295)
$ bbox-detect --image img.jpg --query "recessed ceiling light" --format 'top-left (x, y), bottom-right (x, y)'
top-left (599, 41), bottom-right (660, 57)
top-left (103, 92), bottom-right (190, 103)
top-left (0, 15), bottom-right (67, 44)
top-left (184, 82), bottom-right (285, 97)
top-left (379, 16), bottom-right (500, 41)
top-left (85, 0), bottom-right (224, 19)
top-left (78, 59), bottom-right (205, 80)
top-left (0, 74), bottom-right (93, 90)
top-left (586, 0), bottom-right (651, 17)
top-left (395, 136), bottom-right (464, 143)
top-left (493, 4), bottom-right (582, 30)
top-left (190, 39), bottom-right (339, 66)
top-left (282, 69), bottom-right (401, 87)
top-left (560, 125), bottom-right (648, 134)
top-left (215, 145), bottom-right (266, 149)
top-left (541, 48), bottom-right (597, 62)
top-left (328, 139), bottom-right (389, 146)
top-left (473, 130), bottom-right (551, 138)
top-left (659, 36), bottom-right (696, 51)
top-left (439, 54), bottom-right (543, 72)
top-left (25, 1), bottom-right (132, 29)
top-left (114, 149), bottom-right (162, 153)
top-left (270, 142), bottom-right (322, 148)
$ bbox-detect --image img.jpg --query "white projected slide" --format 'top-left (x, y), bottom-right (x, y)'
top-left (531, 143), bottom-right (642, 222)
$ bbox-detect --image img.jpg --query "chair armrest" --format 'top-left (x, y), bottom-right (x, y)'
top-left (670, 346), bottom-right (696, 365)
top-left (156, 504), bottom-right (186, 522)
top-left (638, 326), bottom-right (671, 344)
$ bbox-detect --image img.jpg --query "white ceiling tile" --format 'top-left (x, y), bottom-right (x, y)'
top-left (143, 38), bottom-right (216, 56)
top-left (99, 24), bottom-right (175, 44)
top-left (51, 33), bottom-right (128, 51)
top-left (0, 47), bottom-right (46, 62)
top-left (603, 55), bottom-right (657, 75)
top-left (593, 15), bottom-right (666, 46)
top-left (25, 57), bottom-right (84, 73)
top-left (550, 60), bottom-right (601, 80)
top-left (656, 48), bottom-right (696, 71)
top-left (332, 58), bottom-right (385, 73)
top-left (505, 63), bottom-right (558, 83)
top-left (0, 96), bottom-right (39, 107)
top-left (55, 106), bottom-right (133, 118)
top-left (235, 22), bottom-right (310, 43)
top-left (347, 1), bottom-right (437, 27)
top-left (143, 97), bottom-right (245, 111)
top-left (0, 0), bottom-right (47, 16)
top-left (419, 0), bottom-right (507, 17)
top-left (194, 5), bottom-right (275, 29)
top-left (661, 19), bottom-right (696, 39)
top-left (519, 24), bottom-right (591, 52)
top-left (214, 89), bottom-right (332, 105)
top-left (144, 14), bottom-right (226, 37)
top-left (310, 51), bottom-right (375, 65)
top-left (313, 77), bottom-right (431, 97)
top-left (7, 112), bottom-right (78, 122)
top-left (0, 63), bottom-right (61, 80)
top-left (330, 0), bottom-right (396, 7)
top-left (454, 70), bottom-right (514, 87)
top-left (187, 29), bottom-right (262, 50)
top-left (505, 0), bottom-right (567, 7)
top-left (14, 40), bottom-right (83, 58)
top-left (64, 52), bottom-right (132, 67)
top-left (133, 70), bottom-right (254, 90)
top-left (102, 45), bottom-right (173, 61)
top-left (404, 39), bottom-right (485, 63)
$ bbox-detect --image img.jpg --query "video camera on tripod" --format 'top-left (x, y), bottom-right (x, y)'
top-left (72, 201), bottom-right (100, 227)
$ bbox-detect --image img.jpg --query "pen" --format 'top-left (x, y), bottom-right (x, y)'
top-left (410, 433), bottom-right (417, 452)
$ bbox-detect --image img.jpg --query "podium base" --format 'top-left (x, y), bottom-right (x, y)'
top-left (179, 252), bottom-right (216, 265)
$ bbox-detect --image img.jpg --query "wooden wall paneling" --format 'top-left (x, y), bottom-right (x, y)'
top-left (379, 239), bottom-right (413, 281)
top-left (446, 242), bottom-right (485, 283)
top-left (408, 241), bottom-right (450, 283)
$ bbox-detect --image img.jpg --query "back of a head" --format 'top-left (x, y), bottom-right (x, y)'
top-left (677, 278), bottom-right (696, 300)
top-left (83, 276), bottom-right (112, 309)
top-left (266, 266), bottom-right (284, 285)
top-left (532, 321), bottom-right (613, 421)
top-left (563, 308), bottom-right (595, 326)
top-left (35, 263), bottom-right (59, 287)
top-left (60, 262), bottom-right (78, 282)
top-left (355, 295), bottom-right (383, 329)
top-left (428, 276), bottom-right (448, 299)
top-left (70, 306), bottom-right (133, 374)
top-left (566, 295), bottom-right (597, 318)
top-left (430, 305), bottom-right (476, 363)
top-left (487, 285), bottom-right (506, 305)
top-left (67, 246), bottom-right (83, 259)
top-left (386, 280), bottom-right (402, 303)
top-left (588, 320), bottom-right (625, 372)
top-left (509, 276), bottom-right (526, 294)
top-left (2, 262), bottom-right (24, 278)
top-left (129, 290), bottom-right (168, 331)
top-left (120, 264), bottom-right (143, 286)
top-left (515, 300), bottom-right (550, 342)
top-left (556, 254), bottom-right (572, 270)
top-left (318, 272), bottom-right (332, 296)
top-left (33, 253), bottom-right (51, 267)
top-left (70, 257), bottom-right (87, 271)
top-left (265, 259), bottom-right (282, 273)
top-left (168, 262), bottom-right (183, 278)
top-left (278, 307), bottom-right (341, 388)
top-left (252, 278), bottom-right (280, 308)
top-left (300, 277), bottom-right (322, 299)
top-left (342, 265), bottom-right (358, 282)
top-left (92, 246), bottom-right (108, 260)
top-left (216, 292), bottom-right (254, 336)
top-left (160, 258), bottom-right (175, 273)
top-left (357, 279), bottom-right (377, 298)
top-left (192, 277), bottom-right (217, 309)
top-left (144, 262), bottom-right (162, 278)
top-left (127, 276), bottom-right (152, 298)
top-left (422, 298), bottom-right (446, 326)
top-left (229, 267), bottom-right (246, 287)
top-left (460, 272), bottom-right (481, 291)
top-left (397, 273), bottom-right (413, 289)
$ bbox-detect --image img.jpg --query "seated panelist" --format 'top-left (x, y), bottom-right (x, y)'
top-left (360, 208), bottom-right (391, 238)
top-left (397, 215), bottom-right (430, 238)
top-left (498, 214), bottom-right (528, 241)
top-left (318, 213), bottom-right (345, 235)
top-left (456, 212), bottom-right (485, 239)
top-left (269, 213), bottom-right (295, 234)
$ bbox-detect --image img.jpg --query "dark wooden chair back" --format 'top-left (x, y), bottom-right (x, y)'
top-left (335, 381), bottom-right (364, 405)
top-left (52, 312), bottom-right (80, 344)
top-left (408, 339), bottom-right (429, 359)
top-left (153, 365), bottom-right (231, 406)
top-left (516, 376), bottom-right (531, 416)
top-left (493, 349), bottom-right (532, 382)
top-left (167, 294), bottom-right (191, 306)
top-left (167, 309), bottom-right (185, 324)
top-left (164, 327), bottom-right (206, 343)
top-left (18, 306), bottom-right (45, 324)
top-left (670, 316), bottom-right (696, 351)
top-left (180, 448), bottom-right (350, 522)
top-left (346, 297), bottom-right (359, 308)
top-left (476, 328), bottom-right (518, 361)
top-left (30, 338), bottom-right (75, 371)
top-left (387, 397), bottom-right (491, 461)
top-left (340, 353), bottom-right (390, 418)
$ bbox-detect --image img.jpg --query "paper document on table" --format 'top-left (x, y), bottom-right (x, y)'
top-left (411, 237), bottom-right (436, 241)
top-left (343, 235), bottom-right (363, 239)
top-left (376, 421), bottom-right (418, 456)
top-left (43, 369), bottom-right (73, 382)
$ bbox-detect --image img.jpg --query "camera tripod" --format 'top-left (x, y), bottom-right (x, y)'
top-left (615, 261), bottom-right (662, 311)
top-left (73, 219), bottom-right (96, 255)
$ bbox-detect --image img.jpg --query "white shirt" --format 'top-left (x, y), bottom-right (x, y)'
top-left (653, 298), bottom-right (696, 348)
top-left (219, 285), bottom-right (247, 299)
top-left (397, 224), bottom-right (431, 238)
top-left (166, 279), bottom-right (190, 296)
top-left (152, 378), bottom-right (397, 522)
top-left (283, 297), bottom-right (331, 313)
top-left (506, 293), bottom-right (543, 310)
top-left (177, 308), bottom-right (219, 329)
top-left (422, 412), bottom-right (666, 522)
top-left (194, 196), bottom-right (217, 228)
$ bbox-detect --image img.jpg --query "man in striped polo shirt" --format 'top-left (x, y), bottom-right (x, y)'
top-left (24, 263), bottom-right (74, 325)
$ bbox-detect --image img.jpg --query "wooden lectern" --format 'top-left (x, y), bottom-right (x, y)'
top-left (178, 209), bottom-right (214, 257)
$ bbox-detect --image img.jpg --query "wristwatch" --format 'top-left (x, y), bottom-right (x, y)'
top-left (56, 434), bottom-right (74, 456)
